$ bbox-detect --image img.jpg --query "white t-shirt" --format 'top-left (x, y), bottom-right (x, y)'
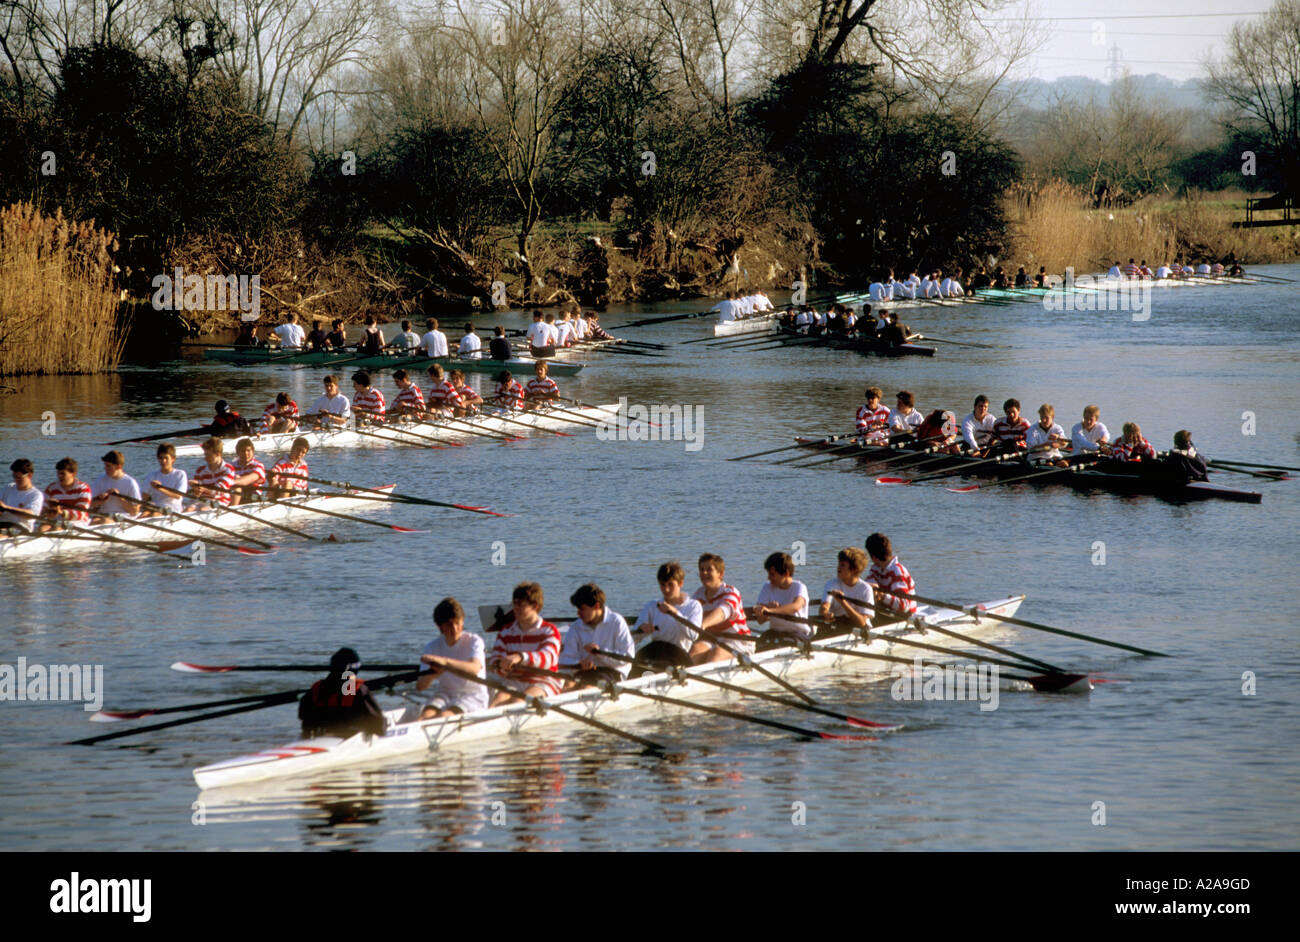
top-left (715, 299), bottom-right (736, 322)
top-left (310, 392), bottom-right (351, 421)
top-left (459, 333), bottom-right (482, 357)
top-left (273, 323), bottom-right (306, 349)
top-left (526, 322), bottom-right (550, 347)
top-left (556, 321), bottom-right (574, 345)
top-left (822, 577), bottom-right (874, 620)
top-left (889, 408), bottom-right (924, 433)
top-left (544, 323), bottom-right (560, 345)
top-left (393, 330), bottom-right (421, 351)
top-left (923, 278), bottom-right (941, 298)
top-left (1196, 263), bottom-right (1211, 274)
top-left (636, 597), bottom-right (704, 652)
top-left (961, 411), bottom-right (996, 450)
top-left (1071, 421), bottom-right (1110, 452)
top-left (756, 579), bottom-right (810, 639)
top-left (421, 633), bottom-right (488, 713)
top-left (147, 468), bottom-right (188, 513)
top-left (1155, 266), bottom-right (1171, 279)
top-left (1027, 421), bottom-right (1066, 459)
top-left (421, 330), bottom-right (449, 358)
top-left (560, 609), bottom-right (635, 677)
top-left (940, 278), bottom-right (963, 297)
top-left (1107, 265), bottom-right (1123, 279)
top-left (1, 484), bottom-right (44, 531)
top-left (91, 472), bottom-right (142, 517)
top-left (754, 294), bottom-right (774, 312)
top-left (572, 318), bottom-right (588, 340)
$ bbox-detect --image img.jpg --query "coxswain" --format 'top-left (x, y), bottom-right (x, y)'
top-left (990, 398), bottom-right (1030, 454)
top-left (690, 553), bottom-right (753, 665)
top-left (324, 318), bottom-right (348, 349)
top-left (229, 438), bottom-right (267, 506)
top-left (560, 583), bottom-right (635, 690)
top-left (309, 375), bottom-right (351, 429)
top-left (392, 319), bottom-right (421, 353)
top-left (632, 561), bottom-right (704, 673)
top-left (1160, 430), bottom-right (1209, 484)
top-left (144, 444), bottom-right (187, 515)
top-left (268, 438), bottom-right (311, 499)
top-left (961, 394), bottom-right (996, 456)
top-left (388, 369), bottom-right (426, 417)
top-left (417, 598), bottom-right (489, 719)
top-left (494, 370), bottom-right (525, 409)
top-left (1110, 422), bottom-right (1156, 462)
top-left (888, 390), bottom-right (924, 438)
top-left (260, 392), bottom-right (299, 433)
top-left (1228, 261), bottom-right (1244, 277)
top-left (820, 547), bottom-right (875, 632)
top-left (449, 370), bottom-right (482, 413)
top-left (233, 322), bottom-right (263, 348)
top-left (273, 311), bottom-right (306, 349)
top-left (1070, 405), bottom-right (1110, 454)
top-left (351, 371), bottom-right (387, 425)
top-left (298, 647), bottom-right (387, 739)
top-left (878, 310), bottom-right (911, 345)
top-left (524, 361), bottom-right (559, 410)
top-left (865, 532), bottom-right (916, 617)
top-left (1025, 403), bottom-right (1069, 466)
top-left (915, 409), bottom-right (960, 452)
top-left (0, 459), bottom-right (44, 533)
top-left (205, 400), bottom-right (252, 438)
top-left (305, 319), bottom-right (329, 350)
top-left (41, 457), bottom-right (92, 530)
top-left (487, 582), bottom-right (563, 705)
top-left (525, 310), bottom-right (553, 357)
top-left (90, 450), bottom-right (141, 519)
top-left (459, 323), bottom-right (482, 358)
top-left (488, 326), bottom-right (513, 361)
top-left (187, 437), bottom-right (236, 509)
top-left (586, 312), bottom-right (615, 341)
top-left (420, 318), bottom-right (449, 359)
top-left (751, 551), bottom-right (811, 647)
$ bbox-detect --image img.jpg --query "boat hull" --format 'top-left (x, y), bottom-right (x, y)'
top-left (200, 348), bottom-right (585, 376)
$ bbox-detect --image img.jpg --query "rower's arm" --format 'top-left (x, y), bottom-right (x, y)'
top-left (698, 606), bottom-right (730, 631)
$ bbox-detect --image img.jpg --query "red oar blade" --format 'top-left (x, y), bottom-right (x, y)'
top-left (389, 525), bottom-right (429, 533)
top-left (90, 709), bottom-right (156, 723)
top-left (846, 717), bottom-right (904, 731)
top-left (236, 547), bottom-right (275, 556)
top-left (874, 477), bottom-right (911, 486)
top-left (945, 484), bottom-right (979, 493)
top-left (170, 662), bottom-right (234, 673)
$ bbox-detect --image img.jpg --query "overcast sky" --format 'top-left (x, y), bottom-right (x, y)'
top-left (1013, 0), bottom-right (1270, 82)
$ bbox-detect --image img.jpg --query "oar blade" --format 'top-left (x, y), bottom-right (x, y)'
top-left (945, 484), bottom-right (979, 492)
top-left (846, 717), bottom-right (904, 731)
top-left (89, 709), bottom-right (156, 723)
top-left (874, 477), bottom-right (911, 486)
top-left (1023, 672), bottom-right (1093, 694)
top-left (170, 662), bottom-right (235, 673)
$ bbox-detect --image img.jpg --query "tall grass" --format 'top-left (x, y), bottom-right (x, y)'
top-left (1005, 182), bottom-right (1298, 274)
top-left (0, 203), bottom-right (126, 376)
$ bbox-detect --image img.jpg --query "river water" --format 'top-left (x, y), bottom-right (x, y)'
top-left (2, 268), bottom-right (1298, 851)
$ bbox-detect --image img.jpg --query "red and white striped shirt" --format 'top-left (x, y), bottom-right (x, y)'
top-left (490, 618), bottom-right (563, 696)
top-left (1111, 436), bottom-right (1155, 462)
top-left (270, 458), bottom-right (309, 492)
top-left (693, 584), bottom-right (751, 637)
top-left (856, 403), bottom-right (891, 439)
top-left (1123, 262), bottom-right (1140, 278)
top-left (992, 416), bottom-right (1030, 449)
top-left (352, 388), bottom-right (387, 421)
top-left (232, 457), bottom-right (267, 491)
top-left (525, 376), bottom-right (559, 400)
top-left (390, 383), bottom-right (426, 414)
top-left (496, 380), bottom-right (525, 409)
top-left (426, 380), bottom-right (462, 410)
top-left (868, 557), bottom-right (916, 615)
top-left (454, 384), bottom-right (480, 413)
top-left (43, 480), bottom-right (92, 521)
top-left (193, 460), bottom-right (237, 504)
top-left (260, 399), bottom-right (299, 432)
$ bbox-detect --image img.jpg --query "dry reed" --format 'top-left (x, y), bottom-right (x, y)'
top-left (0, 202), bottom-right (126, 376)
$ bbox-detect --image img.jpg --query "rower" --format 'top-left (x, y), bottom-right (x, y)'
top-left (424, 363), bottom-right (463, 416)
top-left (560, 583), bottom-right (635, 690)
top-left (324, 319), bottom-right (348, 349)
top-left (305, 319), bottom-right (328, 350)
top-left (388, 369), bottom-right (426, 417)
top-left (205, 400), bottom-right (252, 438)
top-left (1123, 258), bottom-right (1140, 279)
top-left (90, 450), bottom-right (141, 520)
top-left (309, 375), bottom-right (351, 429)
top-left (417, 598), bottom-right (488, 719)
top-left (392, 319), bottom-right (421, 353)
top-left (1014, 266), bottom-right (1030, 288)
top-left (268, 438), bottom-right (311, 499)
top-left (487, 582), bottom-right (563, 705)
top-left (794, 305), bottom-right (814, 331)
top-left (356, 315), bottom-right (386, 356)
top-left (298, 647), bottom-right (386, 739)
top-left (42, 457), bottom-right (92, 528)
top-left (868, 276), bottom-right (890, 302)
top-left (187, 437), bottom-right (236, 509)
top-left (234, 322), bottom-right (263, 348)
top-left (878, 310), bottom-right (910, 345)
top-left (1107, 261), bottom-right (1123, 279)
top-left (820, 547), bottom-right (874, 632)
top-left (273, 311), bottom-right (305, 350)
top-left (524, 361), bottom-right (559, 410)
top-left (632, 561), bottom-right (704, 673)
top-left (690, 552), bottom-right (753, 664)
top-left (421, 318), bottom-right (450, 359)
top-left (888, 390), bottom-right (924, 438)
top-left (922, 271), bottom-right (941, 299)
top-left (351, 371), bottom-right (387, 425)
top-left (969, 267), bottom-right (992, 291)
top-left (1110, 422), bottom-right (1156, 462)
top-left (488, 326), bottom-right (513, 361)
top-left (940, 269), bottom-right (964, 298)
top-left (229, 438), bottom-right (267, 506)
top-left (712, 292), bottom-right (737, 324)
top-left (144, 444), bottom-right (187, 515)
top-left (0, 459), bottom-right (44, 533)
top-left (449, 370), bottom-right (482, 413)
top-left (260, 392), bottom-right (299, 433)
top-left (1155, 262), bottom-right (1172, 280)
top-left (543, 312), bottom-right (560, 347)
top-left (1140, 260), bottom-right (1154, 279)
top-left (1196, 261), bottom-right (1212, 276)
top-left (1160, 429), bottom-right (1209, 484)
top-left (494, 370), bottom-right (525, 410)
top-left (1025, 403), bottom-right (1069, 466)
top-left (459, 323), bottom-right (482, 359)
top-left (1034, 266), bottom-right (1048, 288)
top-left (751, 551), bottom-right (810, 648)
top-left (555, 311), bottom-right (575, 348)
top-left (902, 271), bottom-right (922, 299)
top-left (572, 311), bottom-right (589, 341)
top-left (753, 291), bottom-right (774, 313)
top-left (864, 532), bottom-right (916, 617)
top-left (1212, 262), bottom-right (1226, 277)
top-left (1070, 405), bottom-right (1110, 454)
top-left (586, 312), bottom-right (615, 341)
top-left (990, 398), bottom-right (1030, 455)
top-left (961, 394), bottom-right (996, 456)
top-left (1229, 261), bottom-right (1244, 277)
top-left (525, 310), bottom-right (553, 357)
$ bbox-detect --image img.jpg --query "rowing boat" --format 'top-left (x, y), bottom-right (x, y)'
top-left (124, 403), bottom-right (623, 458)
top-left (713, 312), bottom-right (781, 337)
top-left (773, 326), bottom-right (937, 358)
top-left (0, 485), bottom-right (396, 563)
top-left (199, 348), bottom-right (585, 377)
top-left (193, 594), bottom-right (1073, 790)
top-left (793, 438), bottom-right (1263, 504)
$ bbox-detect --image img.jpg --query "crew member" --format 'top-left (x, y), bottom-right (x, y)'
top-left (229, 438), bottom-right (267, 505)
top-left (991, 398), bottom-right (1030, 454)
top-left (751, 552), bottom-right (811, 646)
top-left (260, 392), bottom-right (299, 433)
top-left (865, 532), bottom-right (916, 616)
top-left (632, 561), bottom-right (704, 672)
top-left (690, 553), bottom-right (752, 664)
top-left (961, 395), bottom-right (996, 455)
top-left (487, 582), bottom-right (563, 705)
top-left (42, 458), bottom-right (92, 526)
top-left (820, 547), bottom-right (875, 632)
top-left (494, 370), bottom-right (525, 409)
top-left (1070, 405), bottom-right (1110, 454)
top-left (524, 361), bottom-right (559, 409)
top-left (488, 326), bottom-right (513, 361)
top-left (418, 598), bottom-right (489, 719)
top-left (1025, 403), bottom-right (1069, 465)
top-left (90, 450), bottom-right (141, 519)
top-left (187, 438), bottom-right (236, 509)
top-left (1110, 422), bottom-right (1156, 462)
top-left (560, 583), bottom-right (635, 689)
top-left (857, 386), bottom-right (891, 443)
top-left (389, 369), bottom-right (426, 416)
top-left (351, 371), bottom-right (387, 425)
top-left (309, 375), bottom-right (351, 429)
top-left (0, 459), bottom-right (44, 532)
top-left (144, 444), bottom-right (188, 515)
top-left (268, 438), bottom-right (311, 499)
top-left (299, 647), bottom-right (387, 739)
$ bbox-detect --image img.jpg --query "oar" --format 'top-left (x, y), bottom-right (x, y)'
top-left (908, 334), bottom-right (998, 349)
top-left (621, 309), bottom-right (719, 328)
top-left (172, 661), bottom-right (417, 673)
top-left (792, 438), bottom-right (949, 469)
top-left (153, 484), bottom-right (324, 541)
top-left (532, 404), bottom-right (607, 429)
top-left (875, 450), bottom-right (1029, 485)
top-left (104, 425), bottom-right (211, 445)
top-left (659, 607), bottom-right (816, 705)
top-left (593, 648), bottom-right (901, 730)
top-left (107, 512), bottom-right (273, 556)
top-left (775, 432), bottom-right (914, 465)
top-left (350, 409), bottom-right (467, 447)
top-left (91, 689), bottom-right (305, 722)
top-left (2, 506), bottom-right (196, 557)
top-left (296, 476), bottom-right (511, 517)
top-left (426, 413), bottom-right (520, 442)
top-left (945, 458), bottom-right (1101, 493)
top-left (1208, 458), bottom-right (1300, 473)
top-left (265, 490), bottom-right (426, 532)
top-left (476, 408), bottom-right (575, 437)
top-left (1205, 462), bottom-right (1289, 480)
top-left (728, 432), bottom-right (860, 461)
top-left (115, 494), bottom-right (274, 549)
top-left (898, 591), bottom-right (1171, 658)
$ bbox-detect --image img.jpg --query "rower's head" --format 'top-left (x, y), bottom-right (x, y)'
top-left (464, 322), bottom-right (475, 334)
top-left (495, 370), bottom-right (513, 386)
top-left (284, 312), bottom-right (297, 324)
top-left (363, 314), bottom-right (376, 327)
top-left (393, 368), bottom-right (411, 388)
top-left (100, 449), bottom-right (126, 477)
top-left (401, 319), bottom-right (412, 332)
top-left (432, 597), bottom-right (465, 644)
top-left (156, 443), bottom-right (176, 472)
top-left (214, 399), bottom-right (231, 416)
top-left (698, 552), bottom-right (725, 589)
top-left (351, 371), bottom-right (372, 392)
top-left (864, 532), bottom-right (893, 566)
top-left (322, 375), bottom-right (340, 396)
top-left (1173, 429), bottom-right (1193, 450)
top-left (328, 647), bottom-right (361, 677)
top-left (427, 363), bottom-right (445, 382)
top-left (276, 392), bottom-right (292, 407)
top-left (200, 438), bottom-right (224, 466)
top-left (9, 458), bottom-right (33, 488)
top-left (449, 370), bottom-right (466, 386)
top-left (1081, 404), bottom-right (1100, 429)
top-left (55, 457), bottom-right (78, 486)
top-left (1037, 403), bottom-right (1055, 427)
top-left (495, 325), bottom-right (506, 336)
top-left (865, 386), bottom-right (882, 407)
top-left (657, 561), bottom-right (686, 599)
top-left (429, 318), bottom-right (440, 331)
top-left (973, 394), bottom-right (990, 419)
top-left (570, 583), bottom-right (606, 625)
top-left (332, 319), bottom-right (344, 330)
top-left (236, 438), bottom-right (255, 464)
top-left (763, 551), bottom-right (795, 589)
top-left (534, 361), bottom-right (548, 378)
top-left (837, 547), bottom-right (868, 584)
top-left (1002, 398), bottom-right (1021, 421)
top-left (511, 581), bottom-right (544, 622)
top-left (533, 311), bottom-right (543, 322)
top-left (289, 437), bottom-right (310, 462)
top-left (1122, 422), bottom-right (1142, 442)
top-left (896, 390), bottom-right (915, 413)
